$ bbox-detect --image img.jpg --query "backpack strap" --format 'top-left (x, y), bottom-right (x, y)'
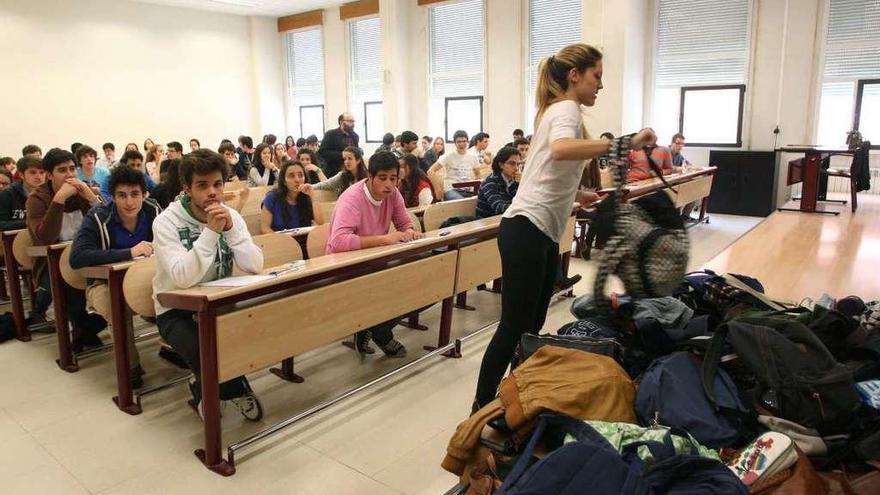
top-left (701, 324), bottom-right (759, 441)
top-left (497, 415), bottom-right (549, 492)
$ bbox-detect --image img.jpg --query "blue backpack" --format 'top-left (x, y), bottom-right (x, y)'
top-left (498, 414), bottom-right (747, 495)
top-left (636, 351), bottom-right (752, 449)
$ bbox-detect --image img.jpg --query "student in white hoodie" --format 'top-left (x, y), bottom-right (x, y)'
top-left (152, 149), bottom-right (264, 420)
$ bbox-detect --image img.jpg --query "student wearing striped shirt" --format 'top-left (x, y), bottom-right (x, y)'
top-left (625, 146), bottom-right (674, 183)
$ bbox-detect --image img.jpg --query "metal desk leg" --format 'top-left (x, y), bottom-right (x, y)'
top-left (48, 248), bottom-right (76, 372)
top-left (194, 307), bottom-right (235, 476)
top-left (109, 271), bottom-right (141, 414)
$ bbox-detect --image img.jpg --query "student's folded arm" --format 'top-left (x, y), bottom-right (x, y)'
top-left (223, 212), bottom-right (263, 274)
top-left (28, 198), bottom-right (64, 245)
top-left (153, 220), bottom-right (218, 289)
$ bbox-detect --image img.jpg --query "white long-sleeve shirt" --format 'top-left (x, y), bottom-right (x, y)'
top-left (151, 199), bottom-right (263, 315)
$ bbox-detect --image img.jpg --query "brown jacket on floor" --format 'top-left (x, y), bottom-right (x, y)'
top-left (442, 346), bottom-right (637, 476)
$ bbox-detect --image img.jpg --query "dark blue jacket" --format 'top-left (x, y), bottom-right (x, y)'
top-left (69, 199), bottom-right (161, 270)
top-left (476, 172), bottom-right (518, 218)
top-left (0, 182), bottom-right (29, 231)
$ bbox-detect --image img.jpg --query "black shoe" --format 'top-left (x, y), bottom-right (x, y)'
top-left (380, 339), bottom-right (407, 358)
top-left (555, 274), bottom-right (582, 292)
top-left (131, 366), bottom-right (144, 389)
top-left (354, 331), bottom-right (376, 355)
top-left (72, 329), bottom-right (103, 353)
top-left (158, 347), bottom-right (189, 369)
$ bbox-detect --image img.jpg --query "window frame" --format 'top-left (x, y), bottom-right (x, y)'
top-left (363, 100), bottom-right (384, 143)
top-left (298, 104), bottom-right (326, 140)
top-left (444, 96), bottom-right (484, 143)
top-left (678, 84), bottom-right (746, 148)
top-left (853, 78), bottom-right (880, 149)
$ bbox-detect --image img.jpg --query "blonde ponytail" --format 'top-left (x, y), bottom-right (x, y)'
top-left (534, 44), bottom-right (603, 128)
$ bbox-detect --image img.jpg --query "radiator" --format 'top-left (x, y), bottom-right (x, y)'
top-left (791, 168), bottom-right (879, 197)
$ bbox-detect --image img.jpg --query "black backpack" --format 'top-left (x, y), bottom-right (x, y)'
top-left (702, 317), bottom-right (861, 435)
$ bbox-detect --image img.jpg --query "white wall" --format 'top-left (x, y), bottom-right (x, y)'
top-left (0, 0), bottom-right (285, 156)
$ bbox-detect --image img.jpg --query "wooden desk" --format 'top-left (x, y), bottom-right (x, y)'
top-left (157, 217), bottom-right (501, 475)
top-left (777, 146), bottom-right (852, 215)
top-left (79, 259), bottom-right (144, 414)
top-left (2, 230), bottom-right (31, 341)
top-left (27, 242), bottom-right (77, 371)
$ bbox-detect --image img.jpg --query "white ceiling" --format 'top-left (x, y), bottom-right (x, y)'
top-left (128, 0), bottom-right (340, 17)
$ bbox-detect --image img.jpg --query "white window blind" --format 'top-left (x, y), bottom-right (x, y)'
top-left (286, 28), bottom-right (325, 139)
top-left (349, 17), bottom-right (383, 142)
top-left (816, 0), bottom-right (880, 145)
top-left (427, 0), bottom-right (485, 140)
top-left (651, 0), bottom-right (750, 145)
top-left (526, 0), bottom-right (582, 132)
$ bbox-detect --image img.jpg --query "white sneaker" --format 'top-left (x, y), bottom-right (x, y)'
top-left (229, 391), bottom-right (263, 421)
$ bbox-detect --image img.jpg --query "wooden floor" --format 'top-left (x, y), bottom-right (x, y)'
top-left (703, 193), bottom-right (880, 301)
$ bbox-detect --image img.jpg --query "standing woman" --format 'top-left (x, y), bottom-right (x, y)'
top-left (248, 143), bottom-right (279, 187)
top-left (473, 44), bottom-right (656, 409)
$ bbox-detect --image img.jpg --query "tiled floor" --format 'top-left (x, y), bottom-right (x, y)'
top-left (0, 213), bottom-right (762, 494)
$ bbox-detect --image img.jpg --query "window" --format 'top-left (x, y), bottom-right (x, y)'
top-left (363, 101), bottom-right (384, 143)
top-left (525, 0), bottom-right (582, 132)
top-left (427, 0), bottom-right (485, 141)
top-left (651, 0), bottom-right (751, 146)
top-left (816, 0), bottom-right (880, 146)
top-left (286, 28), bottom-right (325, 140)
top-left (349, 17), bottom-right (383, 142)
top-left (680, 85), bottom-right (745, 147)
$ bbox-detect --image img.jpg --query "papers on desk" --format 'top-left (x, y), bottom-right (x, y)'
top-left (199, 275), bottom-right (276, 287)
top-left (275, 226), bottom-right (315, 236)
top-left (199, 261), bottom-right (307, 287)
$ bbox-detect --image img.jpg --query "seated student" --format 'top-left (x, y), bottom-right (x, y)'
top-left (150, 159), bottom-right (183, 209)
top-left (428, 130), bottom-right (481, 200)
top-left (0, 168), bottom-right (11, 192)
top-left (398, 154), bottom-right (434, 208)
top-left (124, 143), bottom-right (139, 153)
top-left (75, 145), bottom-right (111, 202)
top-left (513, 137), bottom-right (530, 158)
top-left (69, 166), bottom-right (161, 388)
top-left (218, 141), bottom-right (240, 180)
top-left (247, 143), bottom-right (279, 187)
top-left (22, 144), bottom-right (42, 159)
top-left (144, 143), bottom-right (165, 182)
top-left (119, 150), bottom-right (158, 193)
top-left (27, 148), bottom-right (106, 349)
top-left (376, 133), bottom-right (394, 153)
top-left (296, 148), bottom-right (327, 185)
top-left (669, 133), bottom-right (690, 168)
top-left (97, 143), bottom-right (117, 169)
top-left (159, 141), bottom-right (183, 180)
top-left (302, 146), bottom-right (367, 196)
top-left (468, 132), bottom-right (493, 167)
top-left (152, 149), bottom-right (263, 419)
top-left (626, 146), bottom-right (674, 183)
top-left (476, 147), bottom-right (522, 218)
top-left (422, 136), bottom-right (446, 173)
top-left (1, 156), bottom-right (17, 177)
top-left (0, 156), bottom-right (45, 231)
top-left (189, 138), bottom-right (200, 152)
top-left (327, 151), bottom-right (422, 357)
top-left (234, 135), bottom-right (254, 181)
top-left (273, 143), bottom-right (290, 168)
top-left (259, 161), bottom-right (323, 233)
top-left (476, 148), bottom-right (590, 291)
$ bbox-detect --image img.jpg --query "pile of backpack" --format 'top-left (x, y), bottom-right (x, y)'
top-left (443, 270), bottom-right (880, 494)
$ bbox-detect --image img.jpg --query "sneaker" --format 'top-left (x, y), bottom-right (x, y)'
top-left (354, 331), bottom-right (376, 355)
top-left (380, 339), bottom-right (407, 358)
top-left (229, 389), bottom-right (263, 422)
top-left (187, 378), bottom-right (204, 420)
top-left (554, 274), bottom-right (582, 293)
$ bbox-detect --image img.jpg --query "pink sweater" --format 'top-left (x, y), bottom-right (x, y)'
top-left (326, 180), bottom-right (414, 254)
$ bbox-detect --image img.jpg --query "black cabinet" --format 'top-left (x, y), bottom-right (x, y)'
top-left (707, 150), bottom-right (777, 217)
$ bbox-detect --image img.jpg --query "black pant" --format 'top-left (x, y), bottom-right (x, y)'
top-left (38, 268), bottom-right (105, 335)
top-left (358, 318), bottom-right (397, 348)
top-left (157, 309), bottom-right (247, 401)
top-left (475, 216), bottom-right (558, 406)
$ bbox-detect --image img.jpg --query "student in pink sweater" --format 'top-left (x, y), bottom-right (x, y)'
top-left (327, 151), bottom-right (423, 357)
